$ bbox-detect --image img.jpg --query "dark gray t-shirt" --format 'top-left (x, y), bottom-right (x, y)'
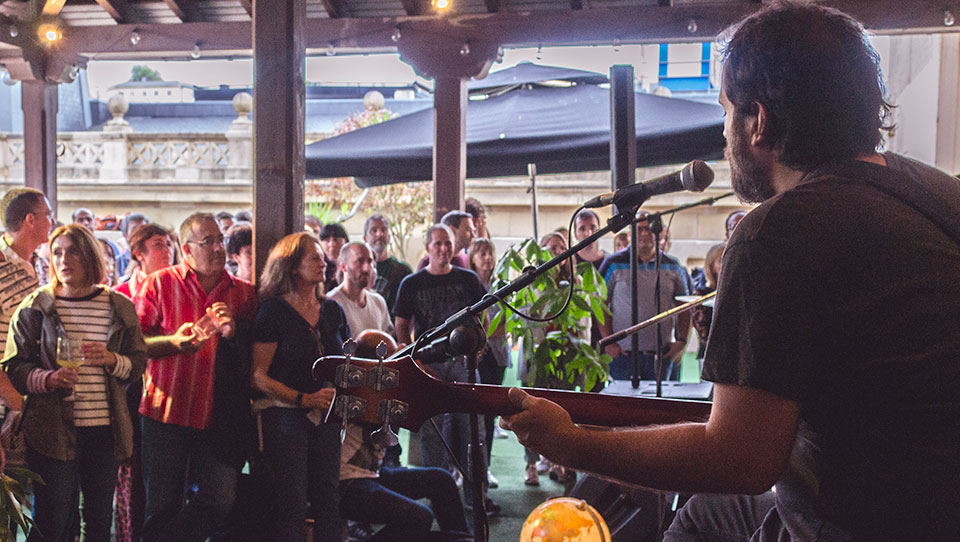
top-left (393, 267), bottom-right (486, 339)
top-left (702, 154), bottom-right (960, 540)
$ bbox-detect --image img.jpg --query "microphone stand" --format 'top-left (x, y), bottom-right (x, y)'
top-left (389, 211), bottom-right (637, 363)
top-left (634, 192), bottom-right (734, 397)
top-left (390, 192), bottom-right (737, 375)
top-left (383, 192), bottom-right (729, 542)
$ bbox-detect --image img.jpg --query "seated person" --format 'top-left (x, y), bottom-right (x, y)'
top-left (339, 422), bottom-right (472, 542)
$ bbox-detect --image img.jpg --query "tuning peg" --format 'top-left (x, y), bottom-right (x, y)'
top-left (342, 339), bottom-right (358, 358)
top-left (369, 417), bottom-right (399, 448)
top-left (371, 398), bottom-right (407, 448)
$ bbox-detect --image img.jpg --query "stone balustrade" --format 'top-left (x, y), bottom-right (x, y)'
top-left (0, 91), bottom-right (747, 268)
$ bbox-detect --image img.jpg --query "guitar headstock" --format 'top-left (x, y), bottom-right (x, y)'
top-left (312, 354), bottom-right (445, 431)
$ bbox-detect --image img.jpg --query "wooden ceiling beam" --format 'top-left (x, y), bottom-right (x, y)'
top-left (36, 0), bottom-right (960, 59)
top-left (42, 0), bottom-right (68, 17)
top-left (399, 0), bottom-right (428, 16)
top-left (93, 0), bottom-right (130, 23)
top-left (163, 0), bottom-right (201, 22)
top-left (320, 0), bottom-right (347, 18)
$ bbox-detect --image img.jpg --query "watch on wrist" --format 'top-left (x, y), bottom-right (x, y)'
top-left (295, 392), bottom-right (304, 407)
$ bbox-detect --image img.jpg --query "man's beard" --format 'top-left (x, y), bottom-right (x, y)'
top-left (727, 126), bottom-right (776, 203)
top-left (369, 239), bottom-right (387, 255)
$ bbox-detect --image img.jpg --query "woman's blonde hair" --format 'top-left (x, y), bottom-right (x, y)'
top-left (258, 232), bottom-right (325, 300)
top-left (704, 243), bottom-right (726, 289)
top-left (49, 224), bottom-right (106, 289)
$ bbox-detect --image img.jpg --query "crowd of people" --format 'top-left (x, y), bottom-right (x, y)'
top-left (0, 183), bottom-right (735, 541)
top-left (6, 7), bottom-right (946, 542)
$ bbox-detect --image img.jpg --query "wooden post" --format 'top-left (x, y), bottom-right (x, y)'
top-left (432, 76), bottom-right (467, 222)
top-left (21, 81), bottom-right (58, 214)
top-left (609, 65), bottom-right (640, 388)
top-left (252, 0), bottom-right (306, 281)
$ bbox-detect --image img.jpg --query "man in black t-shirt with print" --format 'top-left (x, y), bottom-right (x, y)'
top-left (500, 4), bottom-right (960, 541)
top-left (393, 224), bottom-right (491, 509)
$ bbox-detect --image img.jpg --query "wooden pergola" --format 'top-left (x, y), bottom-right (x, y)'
top-left (0, 0), bottom-right (955, 273)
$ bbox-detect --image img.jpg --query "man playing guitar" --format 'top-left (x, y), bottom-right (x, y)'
top-left (502, 4), bottom-right (960, 541)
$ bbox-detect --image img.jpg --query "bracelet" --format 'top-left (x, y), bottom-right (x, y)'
top-left (295, 392), bottom-right (304, 407)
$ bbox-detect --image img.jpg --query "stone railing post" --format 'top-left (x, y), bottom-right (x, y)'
top-left (225, 92), bottom-right (252, 182)
top-left (100, 94), bottom-right (132, 182)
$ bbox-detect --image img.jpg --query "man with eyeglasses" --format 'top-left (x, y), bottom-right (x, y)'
top-left (134, 213), bottom-right (258, 542)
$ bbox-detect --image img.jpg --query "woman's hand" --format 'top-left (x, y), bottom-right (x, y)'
top-left (82, 342), bottom-right (117, 368)
top-left (301, 388), bottom-right (336, 410)
top-left (46, 367), bottom-right (78, 390)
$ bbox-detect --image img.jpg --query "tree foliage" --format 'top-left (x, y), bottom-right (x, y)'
top-left (305, 106), bottom-right (434, 263)
top-left (130, 65), bottom-right (162, 82)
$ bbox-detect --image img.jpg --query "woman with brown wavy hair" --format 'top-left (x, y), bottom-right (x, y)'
top-left (251, 232), bottom-right (350, 542)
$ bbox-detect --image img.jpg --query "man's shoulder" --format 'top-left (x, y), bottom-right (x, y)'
top-left (383, 256), bottom-right (412, 272)
top-left (225, 273), bottom-right (256, 296)
top-left (598, 248), bottom-right (632, 275)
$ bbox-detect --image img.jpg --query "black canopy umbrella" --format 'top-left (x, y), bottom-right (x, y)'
top-left (305, 64), bottom-right (725, 187)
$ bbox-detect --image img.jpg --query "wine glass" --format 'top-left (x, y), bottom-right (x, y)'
top-left (56, 336), bottom-right (83, 370)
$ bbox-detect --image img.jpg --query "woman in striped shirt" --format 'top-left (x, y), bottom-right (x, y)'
top-left (3, 224), bottom-right (147, 542)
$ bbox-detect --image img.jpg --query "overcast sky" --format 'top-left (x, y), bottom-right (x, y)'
top-left (86, 44), bottom-right (664, 99)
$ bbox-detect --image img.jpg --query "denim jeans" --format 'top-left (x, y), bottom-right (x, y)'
top-left (340, 466), bottom-right (470, 541)
top-left (140, 416), bottom-right (240, 542)
top-left (261, 407), bottom-right (342, 542)
top-left (418, 359), bottom-right (486, 503)
top-left (610, 352), bottom-right (675, 381)
top-left (662, 493), bottom-right (776, 542)
top-left (27, 426), bottom-right (118, 542)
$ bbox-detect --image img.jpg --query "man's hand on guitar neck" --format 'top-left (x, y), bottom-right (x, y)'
top-left (500, 387), bottom-right (582, 467)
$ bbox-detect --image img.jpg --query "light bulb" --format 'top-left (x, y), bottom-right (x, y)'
top-left (391, 27), bottom-right (401, 43)
top-left (945, 10), bottom-right (956, 26)
top-left (9, 24), bottom-right (18, 38)
top-left (325, 44), bottom-right (336, 56)
top-left (129, 31), bottom-right (141, 45)
top-left (436, 0), bottom-right (449, 9)
top-left (613, 38), bottom-right (621, 52)
top-left (459, 43), bottom-right (470, 56)
top-left (191, 43), bottom-right (201, 59)
top-left (687, 19), bottom-right (698, 33)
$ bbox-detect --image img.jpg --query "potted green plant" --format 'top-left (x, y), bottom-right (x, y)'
top-left (488, 239), bottom-right (611, 392)
top-left (0, 464), bottom-right (40, 539)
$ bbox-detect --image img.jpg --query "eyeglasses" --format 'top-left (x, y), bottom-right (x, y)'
top-left (186, 235), bottom-right (225, 249)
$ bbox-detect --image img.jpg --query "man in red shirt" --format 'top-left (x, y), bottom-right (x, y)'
top-left (135, 213), bottom-right (258, 542)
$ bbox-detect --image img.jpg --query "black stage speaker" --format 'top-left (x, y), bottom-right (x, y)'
top-left (569, 473), bottom-right (683, 542)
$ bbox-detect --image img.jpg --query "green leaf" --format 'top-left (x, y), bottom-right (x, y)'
top-left (589, 296), bottom-right (607, 324)
top-left (487, 309), bottom-right (503, 338)
top-left (571, 294), bottom-right (591, 313)
top-left (6, 468), bottom-right (43, 485)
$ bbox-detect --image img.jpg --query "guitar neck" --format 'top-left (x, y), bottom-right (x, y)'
top-left (440, 382), bottom-right (711, 427)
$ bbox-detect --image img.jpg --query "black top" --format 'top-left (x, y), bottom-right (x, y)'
top-left (373, 256), bottom-right (413, 317)
top-left (393, 267), bottom-right (486, 338)
top-left (702, 155), bottom-right (960, 540)
top-left (254, 296), bottom-right (351, 393)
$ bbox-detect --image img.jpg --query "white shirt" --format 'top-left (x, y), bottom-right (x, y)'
top-left (327, 286), bottom-right (394, 338)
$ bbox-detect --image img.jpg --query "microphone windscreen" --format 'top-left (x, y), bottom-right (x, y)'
top-left (681, 160), bottom-right (715, 192)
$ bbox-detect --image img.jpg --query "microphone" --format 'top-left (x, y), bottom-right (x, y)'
top-left (583, 160), bottom-right (715, 209)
